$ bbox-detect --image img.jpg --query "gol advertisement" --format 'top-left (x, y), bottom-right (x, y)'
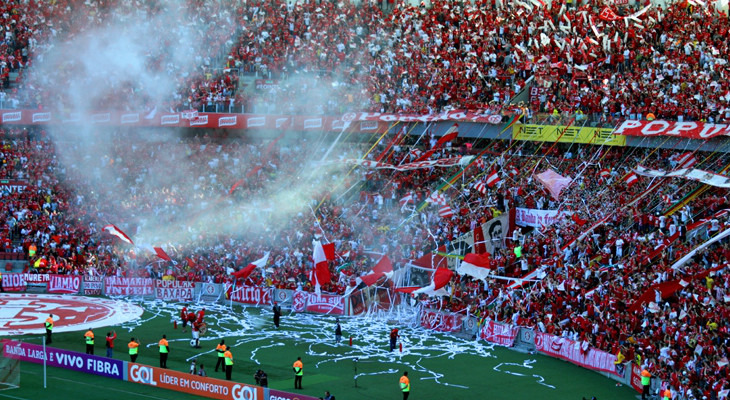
top-left (127, 363), bottom-right (263, 400)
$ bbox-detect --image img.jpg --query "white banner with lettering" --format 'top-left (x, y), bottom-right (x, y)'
top-left (515, 208), bottom-right (566, 228)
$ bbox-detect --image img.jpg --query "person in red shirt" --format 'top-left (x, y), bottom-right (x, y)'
top-left (105, 330), bottom-right (117, 358)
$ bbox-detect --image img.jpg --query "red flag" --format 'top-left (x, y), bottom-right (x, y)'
top-left (154, 247), bottom-right (172, 262)
top-left (360, 272), bottom-right (382, 287)
top-left (322, 243), bottom-right (336, 261)
top-left (414, 123), bottom-right (459, 162)
top-left (431, 267), bottom-right (454, 290)
top-left (572, 213), bottom-right (589, 226)
top-left (233, 263), bottom-right (256, 280)
top-left (229, 179), bottom-right (245, 195)
top-left (458, 252), bottom-right (492, 281)
top-left (372, 255), bottom-right (393, 275)
top-left (103, 224), bottom-right (134, 245)
top-left (232, 252), bottom-right (270, 281)
top-left (598, 6), bottom-right (622, 21)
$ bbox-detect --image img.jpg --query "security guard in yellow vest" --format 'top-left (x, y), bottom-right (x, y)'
top-left (215, 340), bottom-right (226, 373)
top-left (45, 314), bottom-right (54, 344)
top-left (159, 335), bottom-right (169, 369)
top-left (400, 371), bottom-right (411, 400)
top-left (84, 328), bottom-right (94, 354)
top-left (293, 357), bottom-right (303, 389)
top-left (224, 346), bottom-right (234, 381)
top-left (128, 338), bottom-right (139, 363)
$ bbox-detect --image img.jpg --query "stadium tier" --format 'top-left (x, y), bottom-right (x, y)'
top-left (2, 1), bottom-right (730, 400)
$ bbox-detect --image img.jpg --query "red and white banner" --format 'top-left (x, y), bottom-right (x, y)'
top-left (47, 275), bottom-right (81, 294)
top-left (515, 208), bottom-right (567, 228)
top-left (0, 110), bottom-right (504, 131)
top-left (634, 164), bottom-right (730, 188)
top-left (1, 273), bottom-right (27, 292)
top-left (479, 320), bottom-right (519, 346)
top-left (305, 293), bottom-right (345, 315)
top-left (535, 332), bottom-right (619, 375)
top-left (419, 309), bottom-right (463, 332)
top-left (229, 285), bottom-right (271, 305)
top-left (103, 277), bottom-right (154, 296)
top-left (154, 280), bottom-right (194, 301)
top-left (629, 363), bottom-right (644, 393)
top-left (0, 179), bottom-right (28, 193)
top-left (83, 276), bottom-right (104, 295)
top-left (614, 120), bottom-right (730, 139)
top-left (344, 156), bottom-right (473, 171)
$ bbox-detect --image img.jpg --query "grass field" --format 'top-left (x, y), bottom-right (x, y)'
top-left (1, 299), bottom-right (639, 400)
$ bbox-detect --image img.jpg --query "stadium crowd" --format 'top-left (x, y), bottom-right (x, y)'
top-left (1, 0), bottom-right (730, 399)
top-left (1, 0), bottom-right (730, 121)
top-left (4, 121), bottom-right (730, 399)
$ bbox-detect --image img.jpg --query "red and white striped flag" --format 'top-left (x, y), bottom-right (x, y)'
top-left (486, 171), bottom-right (502, 188)
top-left (624, 172), bottom-right (639, 188)
top-left (427, 192), bottom-right (447, 206)
top-left (677, 153), bottom-right (697, 169)
top-left (508, 167), bottom-right (519, 178)
top-left (312, 240), bottom-right (332, 295)
top-left (661, 194), bottom-right (672, 204)
top-left (438, 205), bottom-right (454, 218)
top-left (103, 224), bottom-right (134, 245)
top-left (399, 194), bottom-right (414, 207)
top-left (599, 169), bottom-right (610, 178)
top-left (473, 181), bottom-right (487, 195)
top-left (475, 157), bottom-right (486, 170)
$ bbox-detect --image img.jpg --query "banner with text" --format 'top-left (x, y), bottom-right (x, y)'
top-left (535, 332), bottom-right (619, 375)
top-left (0, 109), bottom-right (503, 132)
top-left (230, 285), bottom-right (272, 305)
top-left (155, 280), bottom-right (194, 301)
top-left (515, 208), bottom-right (567, 228)
top-left (83, 275), bottom-right (104, 295)
top-left (291, 291), bottom-right (345, 315)
top-left (479, 320), bottom-right (519, 347)
top-left (127, 363), bottom-right (263, 400)
top-left (47, 275), bottom-right (82, 294)
top-left (0, 179), bottom-right (28, 194)
top-left (1, 273), bottom-right (27, 292)
top-left (614, 120), bottom-right (730, 139)
top-left (419, 309), bottom-right (463, 332)
top-left (513, 124), bottom-right (626, 146)
top-left (2, 339), bottom-right (125, 380)
top-left (104, 277), bottom-right (154, 296)
top-left (268, 389), bottom-right (321, 400)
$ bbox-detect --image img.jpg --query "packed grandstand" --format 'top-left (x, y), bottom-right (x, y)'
top-left (2, 0), bottom-right (730, 399)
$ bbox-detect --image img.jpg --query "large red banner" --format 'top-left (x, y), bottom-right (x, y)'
top-left (305, 293), bottom-right (345, 315)
top-left (229, 285), bottom-right (271, 305)
top-left (535, 332), bottom-right (619, 375)
top-left (614, 120), bottom-right (730, 139)
top-left (479, 320), bottom-right (519, 346)
top-left (0, 109), bottom-right (503, 131)
top-left (47, 275), bottom-right (81, 294)
top-left (419, 309), bottom-right (463, 332)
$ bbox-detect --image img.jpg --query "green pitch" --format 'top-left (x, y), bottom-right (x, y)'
top-left (1, 299), bottom-right (638, 400)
